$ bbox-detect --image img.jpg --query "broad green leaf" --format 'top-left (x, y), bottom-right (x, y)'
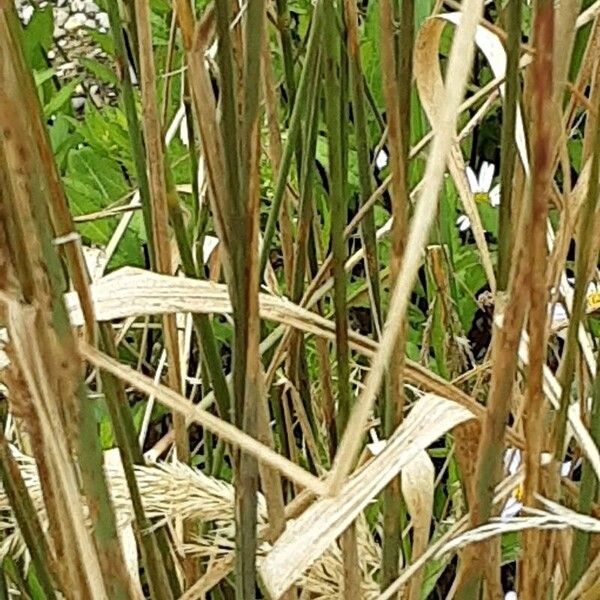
top-left (67, 146), bottom-right (128, 203)
top-left (22, 7), bottom-right (53, 68)
top-left (44, 79), bottom-right (81, 118)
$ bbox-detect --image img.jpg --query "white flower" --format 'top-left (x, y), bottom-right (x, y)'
top-left (500, 448), bottom-right (573, 520)
top-left (375, 149), bottom-right (388, 170)
top-left (587, 281), bottom-right (600, 312)
top-left (505, 592), bottom-right (518, 600)
top-left (456, 214), bottom-right (471, 232)
top-left (456, 161), bottom-right (500, 231)
top-left (550, 277), bottom-right (600, 331)
top-left (466, 161), bottom-right (500, 206)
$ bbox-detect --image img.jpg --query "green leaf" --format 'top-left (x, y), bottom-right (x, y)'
top-left (48, 115), bottom-right (78, 168)
top-left (87, 29), bottom-right (115, 56)
top-left (80, 58), bottom-right (119, 86)
top-left (79, 107), bottom-right (133, 170)
top-left (22, 7), bottom-right (53, 68)
top-left (33, 67), bottom-right (55, 87)
top-left (44, 79), bottom-right (81, 118)
top-left (67, 146), bottom-right (128, 203)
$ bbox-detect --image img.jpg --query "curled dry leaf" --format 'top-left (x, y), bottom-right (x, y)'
top-left (415, 11), bottom-right (530, 293)
top-left (65, 267), bottom-right (513, 441)
top-left (259, 393), bottom-right (474, 599)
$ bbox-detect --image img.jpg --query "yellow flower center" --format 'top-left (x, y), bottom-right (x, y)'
top-left (514, 483), bottom-right (524, 502)
top-left (474, 191), bottom-right (490, 204)
top-left (587, 291), bottom-right (600, 313)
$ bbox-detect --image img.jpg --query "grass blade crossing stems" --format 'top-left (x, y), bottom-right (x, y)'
top-left (521, 2), bottom-right (555, 596)
top-left (247, 0), bottom-right (289, 559)
top-left (215, 0), bottom-right (260, 600)
top-left (379, 0), bottom-right (414, 591)
top-left (80, 343), bottom-right (327, 495)
top-left (259, 0), bottom-right (325, 277)
top-left (166, 173), bottom-right (233, 438)
top-left (289, 51), bottom-right (324, 452)
top-left (326, 0), bottom-right (484, 494)
top-left (160, 11), bottom-right (233, 470)
top-left (106, 0), bottom-right (155, 267)
top-left (334, 4), bottom-right (362, 594)
top-left (497, 0), bottom-right (522, 290)
top-left (168, 5), bottom-right (239, 462)
top-left (565, 39), bottom-right (600, 595)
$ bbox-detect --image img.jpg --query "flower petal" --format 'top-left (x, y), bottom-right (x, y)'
top-left (479, 161), bottom-right (494, 192)
top-left (501, 496), bottom-right (523, 520)
top-left (375, 149), bottom-right (388, 170)
top-left (551, 302), bottom-right (568, 326)
top-left (456, 214), bottom-right (471, 231)
top-left (504, 448), bottom-right (521, 475)
top-left (561, 460), bottom-right (572, 477)
top-left (466, 166), bottom-right (479, 193)
top-left (489, 185), bottom-right (501, 207)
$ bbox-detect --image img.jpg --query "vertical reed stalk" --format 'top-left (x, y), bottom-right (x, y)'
top-left (379, 0), bottom-right (413, 590)
top-left (105, 0), bottom-right (155, 266)
top-left (259, 1), bottom-right (324, 277)
top-left (1, 5), bottom-right (133, 597)
top-left (135, 0), bottom-right (196, 587)
top-left (520, 2), bottom-right (554, 597)
top-left (497, 0), bottom-right (522, 290)
top-left (323, 1), bottom-right (361, 594)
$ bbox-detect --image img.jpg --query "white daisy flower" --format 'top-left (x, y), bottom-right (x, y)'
top-left (550, 277), bottom-right (600, 331)
top-left (456, 161), bottom-right (500, 231)
top-left (586, 281), bottom-right (600, 312)
top-left (500, 448), bottom-right (574, 520)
